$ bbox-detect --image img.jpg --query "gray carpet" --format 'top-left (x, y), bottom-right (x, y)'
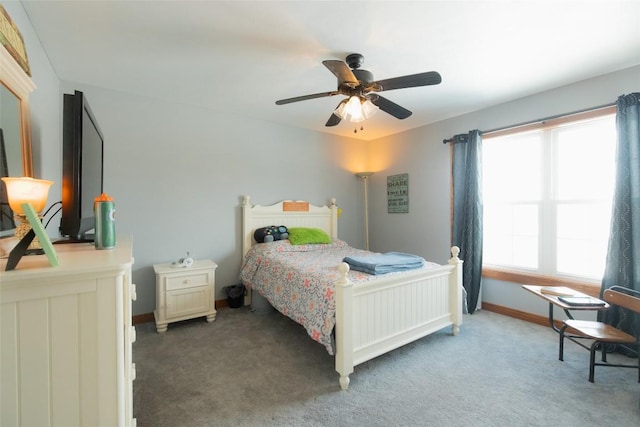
top-left (133, 307), bottom-right (639, 427)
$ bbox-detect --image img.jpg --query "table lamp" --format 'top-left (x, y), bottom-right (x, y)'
top-left (1, 177), bottom-right (53, 252)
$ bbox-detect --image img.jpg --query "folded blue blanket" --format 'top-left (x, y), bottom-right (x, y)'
top-left (343, 252), bottom-right (426, 275)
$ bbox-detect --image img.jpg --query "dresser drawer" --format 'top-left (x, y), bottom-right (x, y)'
top-left (165, 272), bottom-right (210, 291)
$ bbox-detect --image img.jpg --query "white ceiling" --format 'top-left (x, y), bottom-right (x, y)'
top-left (20, 0), bottom-right (640, 141)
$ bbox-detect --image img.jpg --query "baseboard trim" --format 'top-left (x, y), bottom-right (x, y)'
top-left (133, 301), bottom-right (558, 329)
top-left (132, 299), bottom-right (230, 325)
top-left (132, 312), bottom-right (155, 325)
top-left (481, 301), bottom-right (563, 330)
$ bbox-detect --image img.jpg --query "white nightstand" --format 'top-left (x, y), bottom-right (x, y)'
top-left (153, 259), bottom-right (217, 333)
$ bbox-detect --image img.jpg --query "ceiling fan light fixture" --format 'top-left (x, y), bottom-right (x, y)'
top-left (346, 96), bottom-right (365, 122)
top-left (276, 54), bottom-right (441, 128)
top-left (361, 98), bottom-right (378, 119)
top-left (333, 96), bottom-right (378, 124)
top-left (334, 99), bottom-right (348, 119)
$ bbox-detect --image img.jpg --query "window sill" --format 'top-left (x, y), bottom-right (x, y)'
top-left (482, 267), bottom-right (601, 297)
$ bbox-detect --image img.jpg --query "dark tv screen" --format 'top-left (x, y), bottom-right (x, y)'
top-left (59, 90), bottom-right (104, 241)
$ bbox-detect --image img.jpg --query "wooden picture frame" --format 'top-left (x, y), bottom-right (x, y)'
top-left (0, 5), bottom-right (31, 76)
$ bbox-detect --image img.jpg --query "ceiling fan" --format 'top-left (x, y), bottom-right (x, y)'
top-left (275, 53), bottom-right (441, 128)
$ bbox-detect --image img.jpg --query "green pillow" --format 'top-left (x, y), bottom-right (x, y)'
top-left (288, 227), bottom-right (332, 245)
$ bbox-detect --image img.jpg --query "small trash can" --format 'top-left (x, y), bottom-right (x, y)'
top-left (225, 284), bottom-right (246, 308)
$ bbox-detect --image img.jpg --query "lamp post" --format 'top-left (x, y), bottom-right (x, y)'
top-left (355, 172), bottom-right (374, 250)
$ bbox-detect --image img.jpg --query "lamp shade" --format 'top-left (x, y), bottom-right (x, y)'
top-left (361, 99), bottom-right (378, 118)
top-left (334, 96), bottom-right (379, 123)
top-left (345, 96), bottom-right (365, 122)
top-left (1, 177), bottom-right (53, 214)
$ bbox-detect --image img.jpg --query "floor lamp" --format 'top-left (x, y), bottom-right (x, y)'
top-left (355, 172), bottom-right (374, 250)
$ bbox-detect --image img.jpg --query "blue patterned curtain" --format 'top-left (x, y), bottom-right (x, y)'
top-left (452, 130), bottom-right (483, 314)
top-left (600, 93), bottom-right (640, 341)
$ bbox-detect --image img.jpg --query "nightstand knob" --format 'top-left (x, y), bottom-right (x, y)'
top-left (131, 284), bottom-right (137, 301)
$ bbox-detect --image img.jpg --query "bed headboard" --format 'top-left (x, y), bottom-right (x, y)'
top-left (241, 195), bottom-right (338, 257)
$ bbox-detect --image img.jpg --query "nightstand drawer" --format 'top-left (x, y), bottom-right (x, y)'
top-left (165, 272), bottom-right (210, 291)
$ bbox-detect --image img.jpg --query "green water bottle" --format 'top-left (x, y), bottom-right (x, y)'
top-left (94, 193), bottom-right (116, 249)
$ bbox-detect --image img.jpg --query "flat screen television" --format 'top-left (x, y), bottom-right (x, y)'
top-left (59, 90), bottom-right (104, 242)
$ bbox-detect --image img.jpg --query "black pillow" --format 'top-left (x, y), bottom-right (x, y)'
top-left (254, 225), bottom-right (289, 243)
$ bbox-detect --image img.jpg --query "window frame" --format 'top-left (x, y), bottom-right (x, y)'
top-left (480, 105), bottom-right (617, 295)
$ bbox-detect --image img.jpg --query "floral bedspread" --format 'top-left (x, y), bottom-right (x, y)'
top-left (239, 239), bottom-right (438, 355)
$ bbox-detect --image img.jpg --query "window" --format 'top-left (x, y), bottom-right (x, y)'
top-left (482, 107), bottom-right (616, 284)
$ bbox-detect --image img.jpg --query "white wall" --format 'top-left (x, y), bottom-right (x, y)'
top-left (6, 1), bottom-right (639, 320)
top-left (57, 83), bottom-right (371, 314)
top-left (367, 65), bottom-right (640, 320)
top-left (5, 3), bottom-right (369, 315)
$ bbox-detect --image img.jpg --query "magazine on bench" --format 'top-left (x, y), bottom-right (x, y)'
top-left (557, 296), bottom-right (606, 306)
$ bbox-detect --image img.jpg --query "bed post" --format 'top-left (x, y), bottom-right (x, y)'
top-left (334, 262), bottom-right (354, 390)
top-left (448, 246), bottom-right (463, 335)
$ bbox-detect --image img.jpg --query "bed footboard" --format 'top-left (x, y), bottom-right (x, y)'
top-left (334, 246), bottom-right (463, 390)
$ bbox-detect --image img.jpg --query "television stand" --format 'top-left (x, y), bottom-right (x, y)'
top-left (52, 235), bottom-right (95, 245)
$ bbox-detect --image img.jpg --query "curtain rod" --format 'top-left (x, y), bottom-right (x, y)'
top-left (442, 101), bottom-right (616, 144)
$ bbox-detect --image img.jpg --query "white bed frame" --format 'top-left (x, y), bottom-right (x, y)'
top-left (241, 196), bottom-right (463, 390)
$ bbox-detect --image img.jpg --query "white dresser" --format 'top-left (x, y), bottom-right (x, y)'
top-left (0, 238), bottom-right (136, 427)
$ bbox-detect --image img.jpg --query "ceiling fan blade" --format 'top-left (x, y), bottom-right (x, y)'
top-left (276, 91), bottom-right (339, 105)
top-left (325, 101), bottom-right (345, 127)
top-left (368, 71), bottom-right (441, 92)
top-left (322, 60), bottom-right (358, 86)
top-left (370, 95), bottom-right (412, 119)
top-left (325, 113), bottom-right (342, 127)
